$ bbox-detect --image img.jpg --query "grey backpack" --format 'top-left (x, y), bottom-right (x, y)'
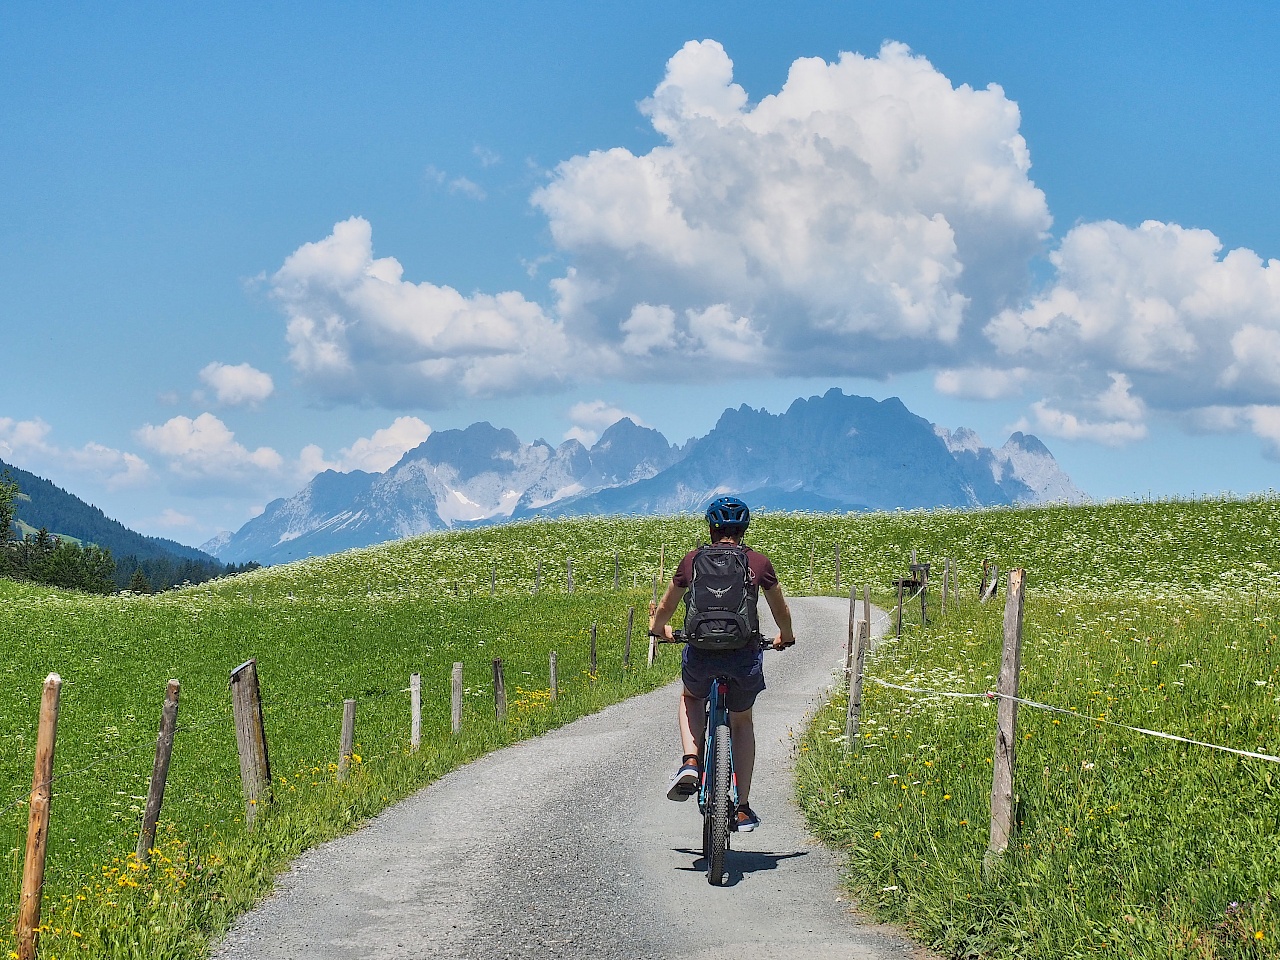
top-left (683, 544), bottom-right (759, 651)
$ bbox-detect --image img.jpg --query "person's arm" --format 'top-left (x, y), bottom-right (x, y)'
top-left (649, 581), bottom-right (682, 640)
top-left (763, 584), bottom-right (796, 649)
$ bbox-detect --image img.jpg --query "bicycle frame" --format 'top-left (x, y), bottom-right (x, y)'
top-left (697, 677), bottom-right (738, 816)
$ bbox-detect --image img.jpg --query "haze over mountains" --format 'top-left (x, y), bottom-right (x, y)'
top-left (205, 389), bottom-right (1085, 566)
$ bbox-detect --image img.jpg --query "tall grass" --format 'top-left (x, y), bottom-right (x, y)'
top-left (2, 498), bottom-right (1278, 957)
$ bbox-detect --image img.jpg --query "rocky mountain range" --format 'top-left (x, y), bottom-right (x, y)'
top-left (205, 389), bottom-right (1085, 565)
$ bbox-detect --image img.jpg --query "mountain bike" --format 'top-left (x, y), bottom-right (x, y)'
top-left (654, 630), bottom-right (776, 886)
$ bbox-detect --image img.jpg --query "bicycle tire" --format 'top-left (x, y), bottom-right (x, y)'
top-left (707, 721), bottom-right (732, 885)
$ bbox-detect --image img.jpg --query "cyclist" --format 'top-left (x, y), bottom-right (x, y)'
top-left (649, 495), bottom-right (795, 832)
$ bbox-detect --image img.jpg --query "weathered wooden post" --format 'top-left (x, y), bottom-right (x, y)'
top-left (137, 678), bottom-right (180, 863)
top-left (863, 583), bottom-right (871, 643)
top-left (895, 577), bottom-right (905, 638)
top-left (589, 622), bottom-right (598, 678)
top-left (844, 584), bottom-right (857, 679)
top-left (567, 558), bottom-right (574, 593)
top-left (549, 651), bottom-right (558, 701)
top-left (492, 658), bottom-right (507, 722)
top-left (410, 673), bottom-right (421, 752)
top-left (624, 606), bottom-right (635, 666)
top-left (451, 662), bottom-right (463, 734)
top-left (941, 559), bottom-right (949, 615)
top-left (985, 567), bottom-right (1026, 876)
top-left (338, 699), bottom-right (356, 780)
top-left (16, 673), bottom-right (60, 960)
top-left (229, 659), bottom-right (272, 829)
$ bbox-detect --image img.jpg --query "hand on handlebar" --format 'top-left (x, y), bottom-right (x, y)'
top-left (771, 632), bottom-right (796, 651)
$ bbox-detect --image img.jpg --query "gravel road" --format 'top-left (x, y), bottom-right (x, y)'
top-left (213, 596), bottom-right (930, 960)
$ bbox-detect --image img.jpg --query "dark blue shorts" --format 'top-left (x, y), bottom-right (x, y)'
top-left (681, 644), bottom-right (766, 713)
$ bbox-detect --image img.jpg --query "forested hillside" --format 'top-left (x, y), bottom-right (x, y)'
top-left (0, 459), bottom-right (254, 590)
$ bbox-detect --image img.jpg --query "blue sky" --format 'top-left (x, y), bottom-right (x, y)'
top-left (2, 2), bottom-right (1278, 547)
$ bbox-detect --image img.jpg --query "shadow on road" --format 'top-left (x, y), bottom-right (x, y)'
top-left (673, 848), bottom-right (810, 886)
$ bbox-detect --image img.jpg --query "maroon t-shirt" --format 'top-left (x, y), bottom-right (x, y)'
top-left (672, 544), bottom-right (779, 591)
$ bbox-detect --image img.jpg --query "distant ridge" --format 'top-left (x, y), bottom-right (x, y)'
top-left (1, 457), bottom-right (238, 589)
top-left (207, 389), bottom-right (1085, 566)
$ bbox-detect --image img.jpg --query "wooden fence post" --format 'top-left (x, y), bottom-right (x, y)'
top-left (919, 562), bottom-right (930, 625)
top-left (834, 544), bottom-right (841, 592)
top-left (493, 658), bottom-right (507, 721)
top-left (451, 662), bottom-right (463, 734)
top-left (863, 583), bottom-right (871, 644)
top-left (624, 606), bottom-right (635, 667)
top-left (985, 567), bottom-right (1026, 875)
top-left (844, 585), bottom-right (857, 679)
top-left (549, 651), bottom-right (558, 701)
top-left (410, 673), bottom-right (421, 752)
top-left (895, 578), bottom-right (905, 638)
top-left (137, 678), bottom-right (180, 863)
top-left (229, 659), bottom-right (272, 829)
top-left (941, 559), bottom-right (949, 615)
top-left (338, 699), bottom-right (356, 780)
top-left (16, 673), bottom-right (60, 960)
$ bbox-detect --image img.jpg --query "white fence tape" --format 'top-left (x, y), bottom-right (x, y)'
top-left (867, 676), bottom-right (1280, 764)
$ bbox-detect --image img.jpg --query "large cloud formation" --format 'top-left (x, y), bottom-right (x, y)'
top-left (987, 220), bottom-right (1280, 449)
top-left (274, 38), bottom-right (1280, 455)
top-left (535, 39), bottom-right (1049, 374)
top-left (279, 40), bottom-right (1049, 403)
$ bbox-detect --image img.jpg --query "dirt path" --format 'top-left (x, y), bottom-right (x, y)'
top-left (213, 596), bottom-right (927, 959)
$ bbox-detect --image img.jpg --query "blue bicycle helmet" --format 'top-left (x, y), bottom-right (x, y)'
top-left (705, 495), bottom-right (750, 531)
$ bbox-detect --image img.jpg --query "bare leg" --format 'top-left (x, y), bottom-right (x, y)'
top-left (729, 708), bottom-right (755, 805)
top-left (678, 689), bottom-right (707, 761)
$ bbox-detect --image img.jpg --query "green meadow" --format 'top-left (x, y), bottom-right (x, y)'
top-left (1, 498), bottom-right (1278, 958)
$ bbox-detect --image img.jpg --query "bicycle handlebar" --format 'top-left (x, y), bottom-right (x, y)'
top-left (651, 629), bottom-right (781, 651)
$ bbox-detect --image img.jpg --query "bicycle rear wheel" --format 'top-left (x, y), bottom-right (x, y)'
top-left (706, 721), bottom-right (732, 885)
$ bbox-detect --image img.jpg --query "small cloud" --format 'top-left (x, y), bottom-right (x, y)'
top-left (336, 416), bottom-right (432, 473)
top-left (934, 366), bottom-right (1030, 401)
top-left (294, 416), bottom-right (433, 482)
top-left (473, 144), bottom-right (501, 167)
top-left (0, 416), bottom-right (152, 489)
top-left (199, 362), bottom-right (275, 407)
top-left (564, 400), bottom-right (642, 445)
top-left (157, 390), bottom-right (181, 406)
top-left (424, 164), bottom-right (447, 186)
top-left (449, 177), bottom-right (486, 201)
top-left (154, 508), bottom-right (196, 528)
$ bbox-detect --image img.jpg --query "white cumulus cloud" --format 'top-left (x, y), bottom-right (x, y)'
top-left (0, 416), bottom-right (151, 489)
top-left (533, 39), bottom-right (1050, 376)
top-left (136, 413), bottom-right (283, 484)
top-left (296, 417), bottom-right (433, 482)
top-left (988, 219), bottom-right (1280, 447)
top-left (199, 362), bottom-right (275, 406)
top-left (274, 217), bottom-right (580, 406)
top-left (564, 401), bottom-right (643, 446)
